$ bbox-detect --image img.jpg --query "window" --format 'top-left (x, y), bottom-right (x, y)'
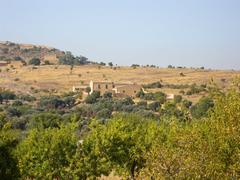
top-left (123, 90), bottom-right (125, 93)
top-left (134, 91), bottom-right (136, 93)
top-left (113, 84), bottom-right (115, 88)
top-left (106, 84), bottom-right (108, 89)
top-left (98, 84), bottom-right (101, 89)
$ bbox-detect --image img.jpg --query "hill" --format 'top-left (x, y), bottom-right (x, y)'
top-left (1, 64), bottom-right (240, 103)
top-left (0, 41), bottom-right (240, 103)
top-left (0, 41), bottom-right (65, 64)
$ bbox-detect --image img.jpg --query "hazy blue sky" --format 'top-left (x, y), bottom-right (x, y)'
top-left (0, 0), bottom-right (240, 69)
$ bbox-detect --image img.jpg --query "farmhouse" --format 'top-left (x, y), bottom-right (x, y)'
top-left (90, 81), bottom-right (142, 97)
top-left (74, 81), bottom-right (142, 97)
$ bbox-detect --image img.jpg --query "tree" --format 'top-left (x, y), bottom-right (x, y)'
top-left (139, 84), bottom-right (240, 179)
top-left (100, 62), bottom-right (106, 66)
top-left (85, 91), bottom-right (100, 104)
top-left (108, 62), bottom-right (113, 67)
top-left (0, 130), bottom-right (20, 179)
top-left (174, 95), bottom-right (182, 104)
top-left (0, 94), bottom-right (3, 104)
top-left (96, 108), bottom-right (112, 119)
top-left (28, 58), bottom-right (41, 66)
top-left (44, 60), bottom-right (51, 65)
top-left (182, 99), bottom-right (192, 108)
top-left (16, 124), bottom-right (78, 179)
top-left (84, 114), bottom-right (159, 179)
top-left (148, 101), bottom-right (161, 111)
top-left (191, 97), bottom-right (214, 118)
top-left (103, 92), bottom-right (112, 99)
top-left (0, 90), bottom-right (16, 103)
top-left (27, 112), bottom-right (61, 129)
top-left (85, 87), bottom-right (91, 95)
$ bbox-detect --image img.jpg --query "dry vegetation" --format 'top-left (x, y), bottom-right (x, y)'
top-left (0, 64), bottom-right (239, 99)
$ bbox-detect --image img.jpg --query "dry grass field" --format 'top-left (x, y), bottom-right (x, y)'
top-left (0, 64), bottom-right (239, 99)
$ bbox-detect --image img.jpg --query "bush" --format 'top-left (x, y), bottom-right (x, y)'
top-left (27, 112), bottom-right (61, 129)
top-left (96, 108), bottom-right (112, 119)
top-left (182, 99), bottom-right (192, 108)
top-left (18, 94), bottom-right (36, 102)
top-left (28, 58), bottom-right (41, 66)
top-left (85, 91), bottom-right (100, 104)
top-left (12, 100), bottom-right (23, 106)
top-left (143, 81), bottom-right (162, 89)
top-left (0, 91), bottom-right (16, 103)
top-left (174, 95), bottom-right (182, 104)
top-left (148, 101), bottom-right (161, 111)
top-left (191, 97), bottom-right (214, 118)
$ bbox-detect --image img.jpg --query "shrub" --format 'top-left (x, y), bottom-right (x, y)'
top-left (85, 91), bottom-right (100, 104)
top-left (28, 58), bottom-right (41, 66)
top-left (191, 97), bottom-right (214, 118)
top-left (174, 95), bottom-right (182, 104)
top-left (182, 99), bottom-right (192, 108)
top-left (96, 108), bottom-right (112, 119)
top-left (143, 81), bottom-right (162, 89)
top-left (148, 101), bottom-right (161, 111)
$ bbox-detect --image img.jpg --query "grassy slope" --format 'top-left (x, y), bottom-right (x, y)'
top-left (0, 64), bottom-right (239, 102)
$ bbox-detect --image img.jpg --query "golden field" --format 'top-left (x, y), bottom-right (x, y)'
top-left (0, 63), bottom-right (239, 102)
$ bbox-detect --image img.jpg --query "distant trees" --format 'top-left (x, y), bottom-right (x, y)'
top-left (131, 64), bottom-right (140, 69)
top-left (39, 95), bottom-right (76, 109)
top-left (143, 81), bottom-right (162, 89)
top-left (0, 90), bottom-right (16, 103)
top-left (59, 51), bottom-right (89, 66)
top-left (28, 58), bottom-right (41, 66)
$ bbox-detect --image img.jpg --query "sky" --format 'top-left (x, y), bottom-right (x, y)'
top-left (0, 0), bottom-right (240, 69)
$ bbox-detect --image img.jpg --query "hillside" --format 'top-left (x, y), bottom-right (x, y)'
top-left (0, 41), bottom-right (65, 64)
top-left (1, 41), bottom-right (240, 103)
top-left (1, 63), bottom-right (240, 103)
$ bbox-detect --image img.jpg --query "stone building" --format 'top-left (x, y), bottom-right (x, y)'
top-left (74, 80), bottom-right (142, 97)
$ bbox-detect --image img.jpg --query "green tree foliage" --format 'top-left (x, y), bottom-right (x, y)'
top-left (0, 130), bottom-right (20, 179)
top-left (191, 96), bottom-right (214, 118)
top-left (28, 58), bottom-right (41, 65)
top-left (84, 114), bottom-right (159, 179)
top-left (27, 112), bottom-right (61, 129)
top-left (16, 124), bottom-right (78, 179)
top-left (174, 95), bottom-right (182, 104)
top-left (103, 92), bottom-right (112, 99)
top-left (139, 86), bottom-right (240, 179)
top-left (143, 81), bottom-right (162, 89)
top-left (85, 87), bottom-right (91, 94)
top-left (95, 108), bottom-right (112, 119)
top-left (182, 99), bottom-right (192, 108)
top-left (39, 95), bottom-right (75, 109)
top-left (0, 90), bottom-right (16, 103)
top-left (85, 91), bottom-right (100, 104)
top-left (0, 94), bottom-right (3, 104)
top-left (59, 51), bottom-right (89, 65)
top-left (148, 101), bottom-right (161, 111)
